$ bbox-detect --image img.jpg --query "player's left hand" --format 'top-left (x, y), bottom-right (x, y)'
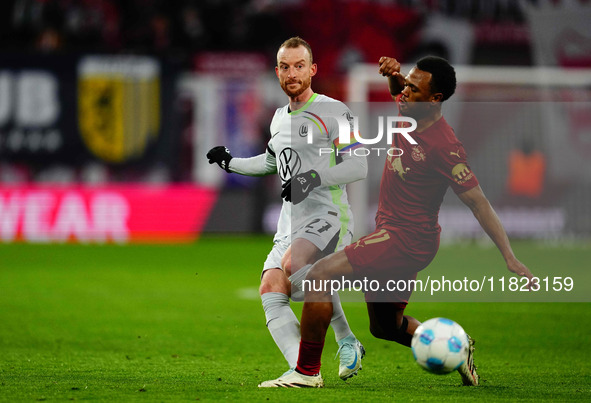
top-left (507, 258), bottom-right (537, 290)
top-left (281, 170), bottom-right (321, 205)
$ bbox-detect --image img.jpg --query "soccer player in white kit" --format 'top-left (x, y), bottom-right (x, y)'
top-left (207, 37), bottom-right (367, 386)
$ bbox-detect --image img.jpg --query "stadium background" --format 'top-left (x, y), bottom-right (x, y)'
top-left (1, 0), bottom-right (590, 400)
top-left (0, 0), bottom-right (590, 242)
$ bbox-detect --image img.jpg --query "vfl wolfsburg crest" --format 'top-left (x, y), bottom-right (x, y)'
top-left (298, 123), bottom-right (309, 137)
top-left (78, 56), bottom-right (160, 163)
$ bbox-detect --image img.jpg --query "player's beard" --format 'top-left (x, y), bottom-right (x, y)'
top-left (281, 76), bottom-right (311, 98)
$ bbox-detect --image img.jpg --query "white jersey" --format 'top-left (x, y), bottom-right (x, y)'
top-left (268, 93), bottom-right (361, 250)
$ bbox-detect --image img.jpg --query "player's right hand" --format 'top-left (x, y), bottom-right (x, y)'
top-left (206, 146), bottom-right (233, 172)
top-left (378, 56), bottom-right (401, 77)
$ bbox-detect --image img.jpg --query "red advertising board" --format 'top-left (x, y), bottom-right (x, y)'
top-left (0, 184), bottom-right (218, 243)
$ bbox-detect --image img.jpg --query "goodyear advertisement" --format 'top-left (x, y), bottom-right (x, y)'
top-left (0, 54), bottom-right (210, 244)
top-left (0, 184), bottom-right (218, 243)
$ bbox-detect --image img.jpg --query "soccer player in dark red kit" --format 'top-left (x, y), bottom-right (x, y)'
top-left (258, 56), bottom-right (536, 388)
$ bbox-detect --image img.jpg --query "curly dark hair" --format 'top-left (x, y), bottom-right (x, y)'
top-left (416, 56), bottom-right (456, 101)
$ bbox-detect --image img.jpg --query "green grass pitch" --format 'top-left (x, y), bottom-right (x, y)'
top-left (0, 236), bottom-right (590, 401)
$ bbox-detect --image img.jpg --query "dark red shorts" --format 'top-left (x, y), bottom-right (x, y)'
top-left (344, 227), bottom-right (439, 303)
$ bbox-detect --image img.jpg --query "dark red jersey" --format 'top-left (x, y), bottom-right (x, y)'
top-left (375, 102), bottom-right (479, 234)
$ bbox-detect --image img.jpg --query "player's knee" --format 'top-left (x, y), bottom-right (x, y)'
top-left (259, 269), bottom-right (289, 295)
top-left (283, 255), bottom-right (310, 277)
top-left (305, 261), bottom-right (332, 284)
top-left (306, 253), bottom-right (348, 284)
top-left (258, 281), bottom-right (274, 295)
top-left (281, 254), bottom-right (293, 277)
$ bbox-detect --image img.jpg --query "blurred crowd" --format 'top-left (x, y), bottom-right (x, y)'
top-left (0, 0), bottom-right (425, 70)
top-left (2, 0), bottom-right (587, 68)
top-left (0, 0), bottom-right (291, 61)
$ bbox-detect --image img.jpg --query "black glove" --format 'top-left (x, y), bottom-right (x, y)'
top-left (281, 170), bottom-right (321, 205)
top-left (206, 146), bottom-right (233, 172)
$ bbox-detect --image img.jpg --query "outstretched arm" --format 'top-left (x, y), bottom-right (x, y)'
top-left (457, 185), bottom-right (536, 289)
top-left (207, 145), bottom-right (277, 176)
top-left (229, 149), bottom-right (277, 176)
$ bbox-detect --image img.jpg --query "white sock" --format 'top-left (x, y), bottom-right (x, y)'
top-left (330, 292), bottom-right (353, 342)
top-left (288, 264), bottom-right (312, 301)
top-left (261, 292), bottom-right (300, 368)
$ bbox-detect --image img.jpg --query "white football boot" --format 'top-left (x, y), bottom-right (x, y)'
top-left (458, 334), bottom-right (479, 386)
top-left (336, 334), bottom-right (366, 380)
top-left (258, 370), bottom-right (324, 388)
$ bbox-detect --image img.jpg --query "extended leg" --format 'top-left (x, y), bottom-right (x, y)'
top-left (260, 268), bottom-right (300, 369)
top-left (286, 240), bottom-right (364, 379)
top-left (366, 302), bottom-right (479, 386)
top-left (298, 251), bottom-right (354, 373)
top-left (258, 250), bottom-right (355, 388)
top-left (366, 302), bottom-right (420, 347)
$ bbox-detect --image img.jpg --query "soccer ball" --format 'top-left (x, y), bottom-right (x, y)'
top-left (411, 317), bottom-right (469, 374)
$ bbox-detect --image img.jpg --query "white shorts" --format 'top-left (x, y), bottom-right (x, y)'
top-left (262, 212), bottom-right (351, 274)
top-left (262, 236), bottom-right (290, 272)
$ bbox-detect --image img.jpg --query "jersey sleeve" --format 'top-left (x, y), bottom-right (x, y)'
top-left (433, 141), bottom-right (479, 194)
top-left (228, 148), bottom-right (276, 176)
top-left (320, 152), bottom-right (367, 186)
top-left (315, 100), bottom-right (367, 186)
top-left (327, 102), bottom-right (361, 153)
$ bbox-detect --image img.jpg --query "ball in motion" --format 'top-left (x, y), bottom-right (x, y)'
top-left (411, 317), bottom-right (469, 374)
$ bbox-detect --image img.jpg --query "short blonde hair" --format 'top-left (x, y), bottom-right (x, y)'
top-left (278, 36), bottom-right (313, 64)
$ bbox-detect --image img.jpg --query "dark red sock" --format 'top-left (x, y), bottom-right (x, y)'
top-left (296, 339), bottom-right (324, 376)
